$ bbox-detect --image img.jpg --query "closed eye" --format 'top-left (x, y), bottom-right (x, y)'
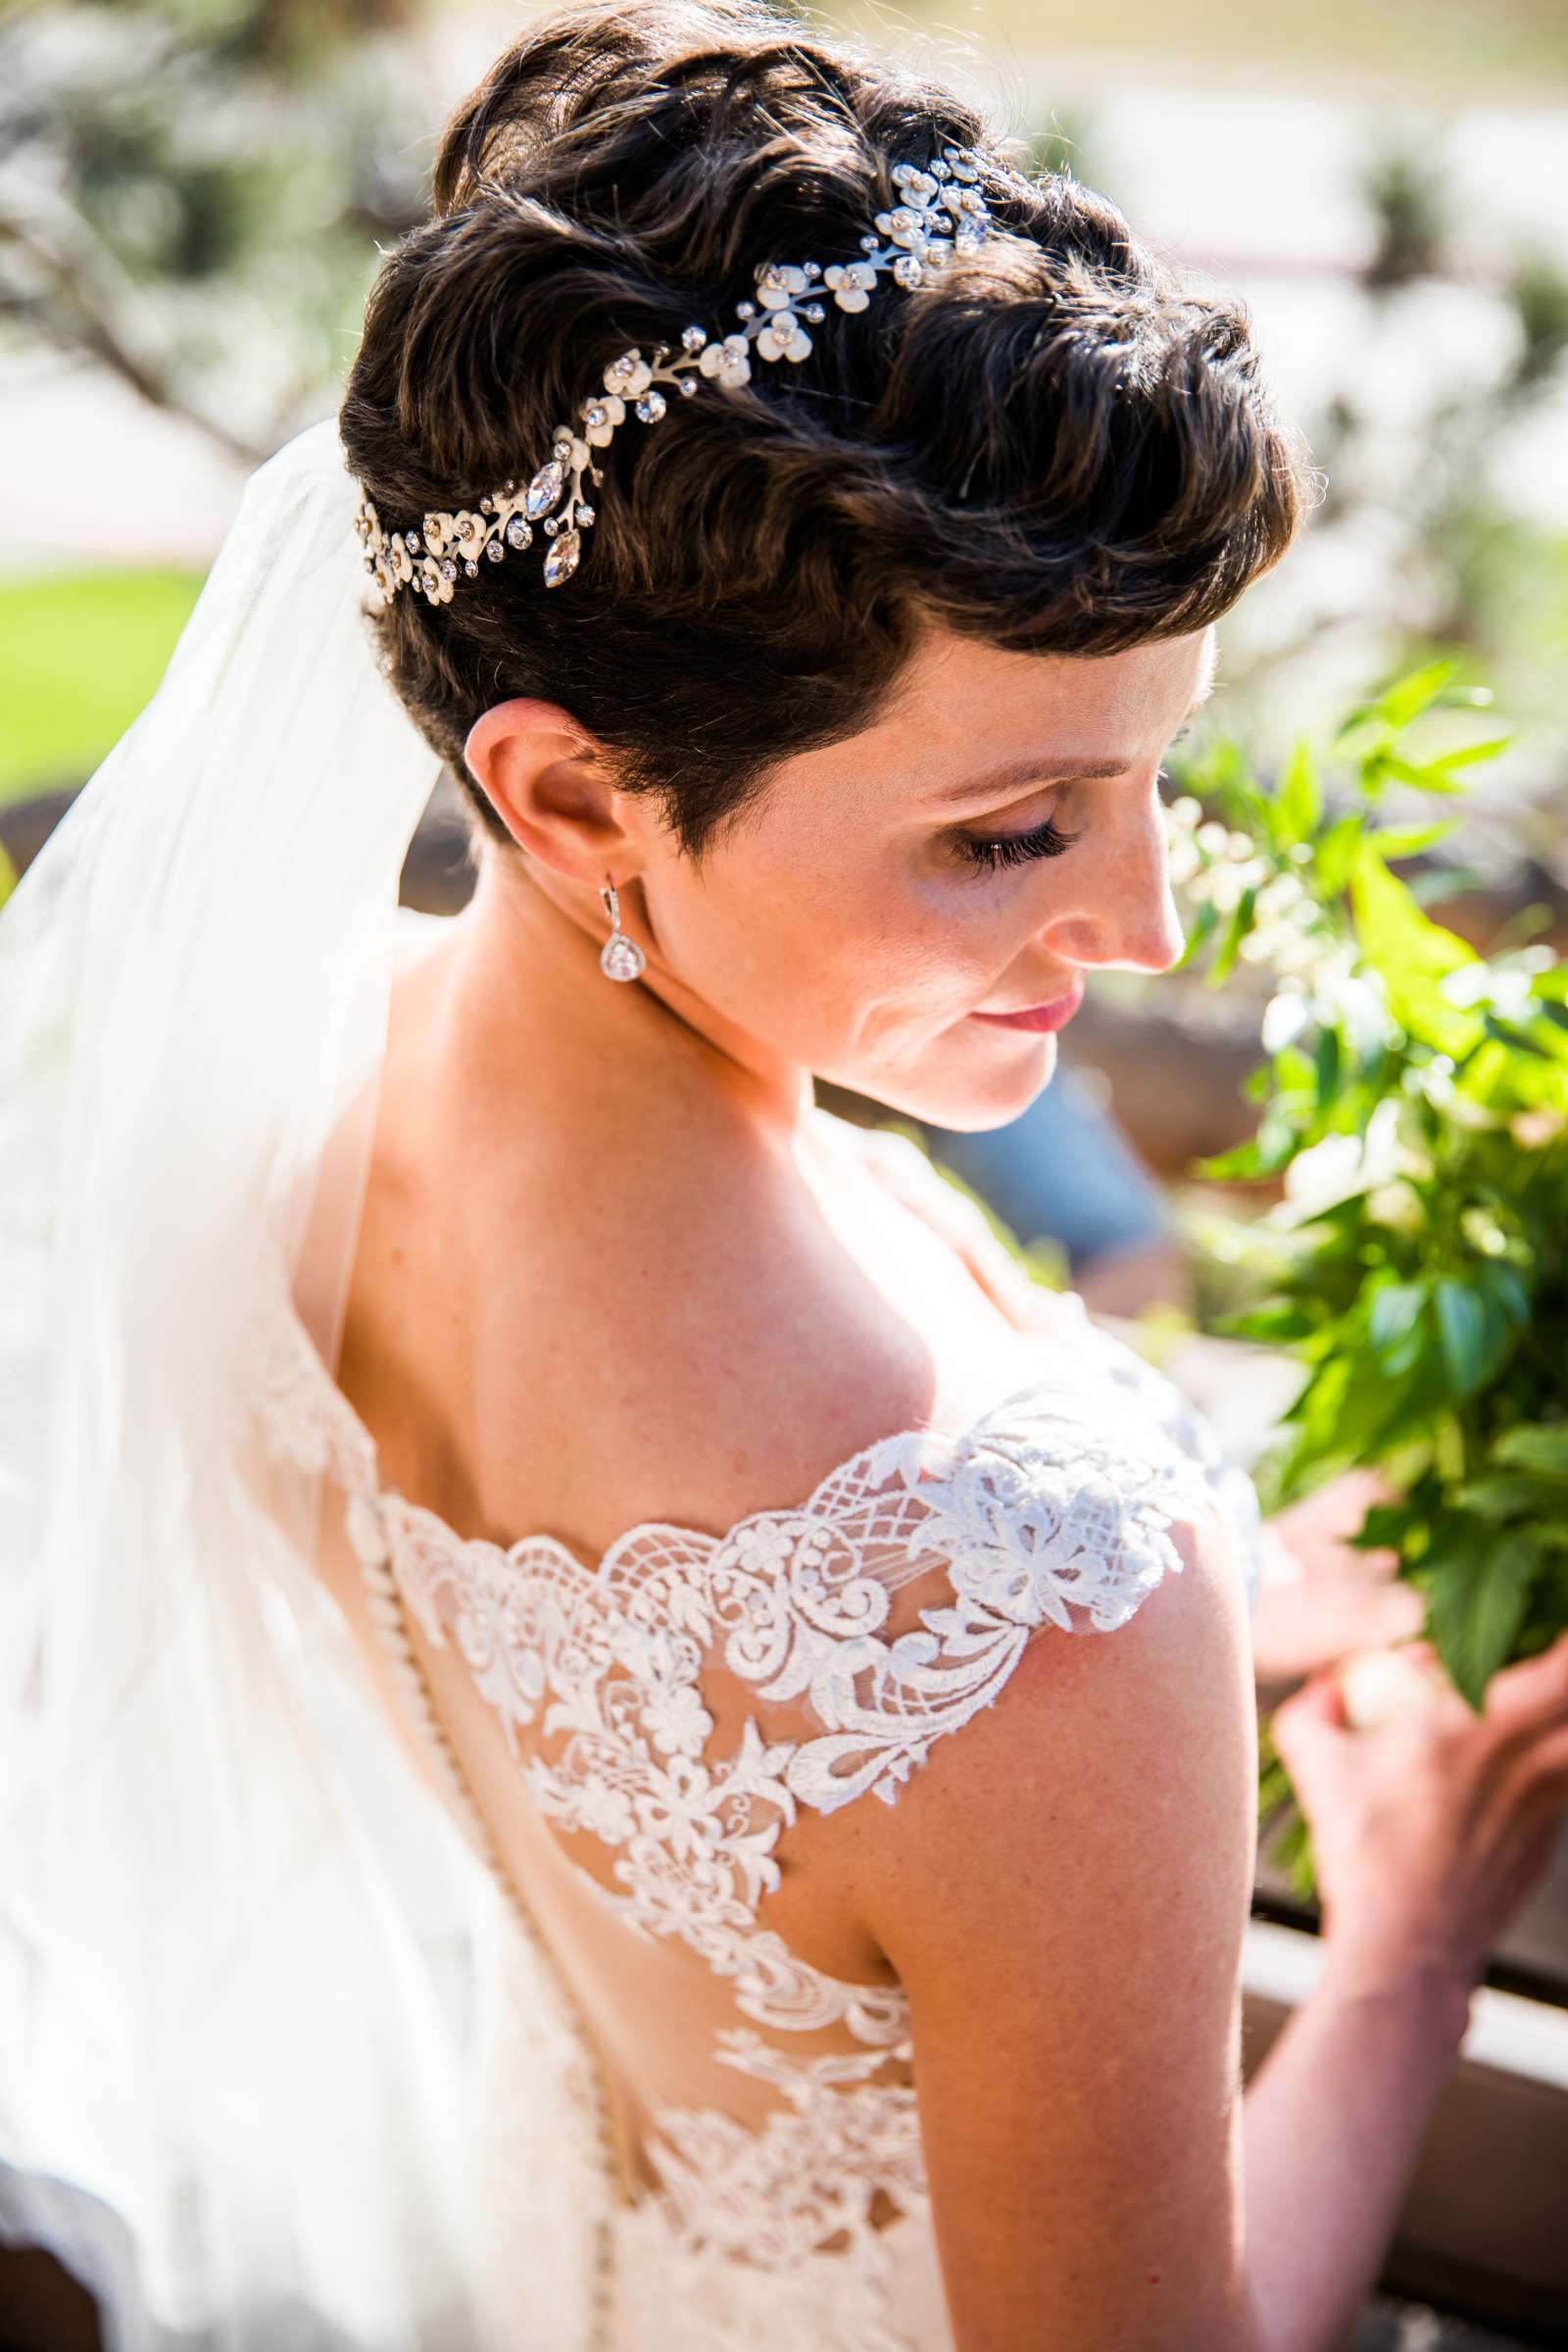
top-left (954, 815), bottom-right (1084, 874)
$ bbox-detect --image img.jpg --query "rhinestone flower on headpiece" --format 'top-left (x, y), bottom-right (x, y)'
top-left (353, 144), bottom-right (997, 602)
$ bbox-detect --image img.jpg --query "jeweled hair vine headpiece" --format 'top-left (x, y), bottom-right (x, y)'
top-left (353, 141), bottom-right (997, 602)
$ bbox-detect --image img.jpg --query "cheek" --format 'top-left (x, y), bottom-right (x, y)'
top-left (659, 835), bottom-right (998, 1045)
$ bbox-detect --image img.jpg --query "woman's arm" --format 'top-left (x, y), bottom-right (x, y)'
top-left (847, 1506), bottom-right (1568, 2352)
top-left (849, 1509), bottom-right (1268, 2349)
top-left (1241, 1632), bottom-right (1568, 2348)
top-left (1239, 1954), bottom-right (1468, 2351)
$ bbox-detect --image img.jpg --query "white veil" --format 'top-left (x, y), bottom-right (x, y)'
top-left (0, 420), bottom-right (608, 2348)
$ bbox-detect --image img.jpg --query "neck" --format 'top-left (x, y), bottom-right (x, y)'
top-left (435, 848), bottom-right (813, 1140)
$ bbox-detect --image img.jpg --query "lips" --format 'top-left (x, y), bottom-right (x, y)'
top-left (970, 978), bottom-right (1085, 1034)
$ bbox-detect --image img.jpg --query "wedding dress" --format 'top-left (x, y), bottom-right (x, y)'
top-left (252, 1045), bottom-right (1265, 2352)
top-left (0, 416), bottom-right (1261, 2352)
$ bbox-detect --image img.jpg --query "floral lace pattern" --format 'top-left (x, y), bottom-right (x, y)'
top-left (253, 1264), bottom-right (1261, 2349)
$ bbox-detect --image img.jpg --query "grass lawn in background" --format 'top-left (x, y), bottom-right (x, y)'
top-left (0, 568), bottom-right (203, 808)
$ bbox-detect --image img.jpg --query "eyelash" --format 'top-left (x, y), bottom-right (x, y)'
top-left (955, 815), bottom-right (1084, 874)
top-left (952, 721), bottom-right (1196, 876)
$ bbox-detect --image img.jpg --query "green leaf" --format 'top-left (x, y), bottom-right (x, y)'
top-left (1426, 1530), bottom-right (1542, 1711)
top-left (1435, 1415), bottom-right (1469, 1486)
top-left (1255, 1106), bottom-right (1313, 1177)
top-left (1351, 1499), bottom-right (1420, 1551)
top-left (1364, 820), bottom-right (1459, 859)
top-left (1493, 1424), bottom-right (1568, 1476)
top-left (1381, 755), bottom-right (1471, 798)
top-left (1476, 1261), bottom-right (1531, 1330)
top-left (1421, 734), bottom-right (1514, 776)
top-left (1173, 898), bottom-right (1220, 972)
top-left (1376, 659), bottom-right (1460, 731)
top-left (1315, 813), bottom-right (1364, 899)
top-left (1483, 1013), bottom-right (1559, 1061)
top-left (1216, 1301), bottom-right (1319, 1343)
top-left (1349, 846), bottom-right (1476, 979)
top-left (1206, 883), bottom-right (1259, 988)
top-left (1182, 735), bottom-right (1276, 839)
top-left (1456, 1475), bottom-right (1568, 1522)
top-left (1368, 1280), bottom-right (1428, 1371)
top-left (1275, 739), bottom-right (1321, 843)
top-left (1312, 1025), bottom-right (1342, 1109)
top-left (1348, 846), bottom-right (1482, 1055)
top-left (1193, 1138), bottom-right (1266, 1182)
top-left (1434, 1278), bottom-right (1502, 1396)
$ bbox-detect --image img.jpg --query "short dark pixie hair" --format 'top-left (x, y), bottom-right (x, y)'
top-left (339, 0), bottom-right (1314, 860)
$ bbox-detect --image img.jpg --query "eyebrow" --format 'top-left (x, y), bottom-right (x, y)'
top-left (922, 646), bottom-right (1220, 810)
top-left (922, 749), bottom-right (1134, 808)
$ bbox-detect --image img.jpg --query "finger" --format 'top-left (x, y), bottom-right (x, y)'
top-left (1336, 1642), bottom-right (1455, 1732)
top-left (1331, 1466), bottom-right (1405, 1574)
top-left (1514, 1808), bottom-right (1563, 1874)
top-left (1353, 1580), bottom-right (1426, 1644)
top-left (1315, 1465), bottom-right (1395, 1524)
top-left (1496, 1721), bottom-right (1568, 1805)
top-left (1483, 1631), bottom-right (1568, 1743)
top-left (1249, 1576), bottom-right (1424, 1680)
top-left (1490, 1792), bottom-right (1568, 1915)
top-left (1268, 1473), bottom-right (1402, 1580)
top-left (1324, 1575), bottom-right (1423, 1645)
top-left (1477, 1724), bottom-right (1568, 1855)
top-left (1271, 1670), bottom-right (1350, 1767)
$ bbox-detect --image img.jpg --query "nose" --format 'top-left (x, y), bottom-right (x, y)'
top-left (1041, 787), bottom-right (1187, 975)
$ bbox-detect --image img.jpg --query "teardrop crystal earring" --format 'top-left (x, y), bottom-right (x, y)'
top-left (599, 879), bottom-right (646, 983)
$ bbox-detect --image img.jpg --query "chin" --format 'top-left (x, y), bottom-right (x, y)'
top-left (858, 1029), bottom-right (1058, 1135)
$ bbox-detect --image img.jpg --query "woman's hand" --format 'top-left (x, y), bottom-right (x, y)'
top-left (1271, 1627), bottom-right (1568, 2000)
top-left (1252, 1467), bottom-right (1424, 1682)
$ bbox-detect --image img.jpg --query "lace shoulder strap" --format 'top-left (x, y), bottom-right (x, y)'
top-left (741, 1376), bottom-right (1214, 1816)
top-left (1070, 1318), bottom-right (1265, 1616)
top-left (319, 1372), bottom-right (1223, 1829)
top-left (248, 1244), bottom-right (1250, 1826)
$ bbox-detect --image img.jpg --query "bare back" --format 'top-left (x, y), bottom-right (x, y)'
top-left (277, 906), bottom-right (1262, 2347)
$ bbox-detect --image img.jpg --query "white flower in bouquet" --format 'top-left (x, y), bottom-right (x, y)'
top-left (1273, 1098), bottom-right (1426, 1226)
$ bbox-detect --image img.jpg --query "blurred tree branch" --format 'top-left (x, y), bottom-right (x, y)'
top-left (0, 0), bottom-right (431, 462)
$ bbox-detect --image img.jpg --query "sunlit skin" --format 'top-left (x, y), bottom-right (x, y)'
top-left (430, 612), bottom-right (1422, 1668)
top-left (335, 616), bottom-right (1568, 2352)
top-left (457, 620), bottom-right (1217, 1135)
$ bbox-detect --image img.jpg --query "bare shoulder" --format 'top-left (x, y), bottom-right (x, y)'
top-left (371, 1051), bottom-right (948, 1558)
top-left (847, 1500), bottom-right (1259, 2346)
top-left (547, 1108), bottom-right (948, 1537)
top-left (808, 1105), bottom-right (1060, 1331)
top-left (850, 1501), bottom-right (1256, 1969)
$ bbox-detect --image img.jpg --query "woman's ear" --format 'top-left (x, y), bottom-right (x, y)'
top-left (465, 698), bottom-right (634, 882)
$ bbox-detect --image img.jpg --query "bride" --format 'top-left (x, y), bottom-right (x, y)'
top-left (4, 3), bottom-right (1567, 2347)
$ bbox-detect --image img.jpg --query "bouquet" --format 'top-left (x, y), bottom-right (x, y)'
top-left (1165, 662), bottom-right (1568, 1762)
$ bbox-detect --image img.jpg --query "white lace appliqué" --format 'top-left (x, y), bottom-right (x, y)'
top-left (253, 1275), bottom-right (1260, 2350)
